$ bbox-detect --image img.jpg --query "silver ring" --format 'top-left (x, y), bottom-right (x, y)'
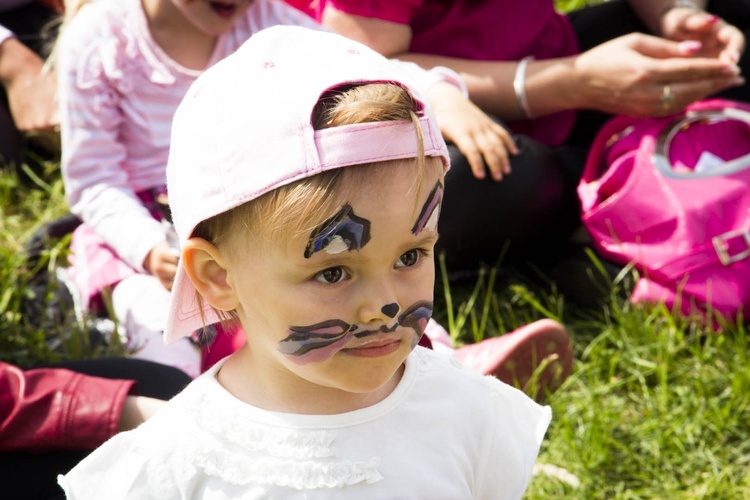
top-left (661, 85), bottom-right (676, 111)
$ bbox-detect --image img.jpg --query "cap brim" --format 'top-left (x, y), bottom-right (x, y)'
top-left (164, 262), bottom-right (220, 344)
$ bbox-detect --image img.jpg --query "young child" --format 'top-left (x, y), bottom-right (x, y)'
top-left (58, 26), bottom-right (551, 498)
top-left (54, 0), bottom-right (477, 377)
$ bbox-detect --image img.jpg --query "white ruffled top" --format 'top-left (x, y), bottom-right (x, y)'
top-left (59, 347), bottom-right (550, 499)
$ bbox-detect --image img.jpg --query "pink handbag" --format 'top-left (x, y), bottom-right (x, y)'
top-left (578, 99), bottom-right (750, 322)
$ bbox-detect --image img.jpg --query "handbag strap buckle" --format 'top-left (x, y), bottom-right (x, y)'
top-left (712, 229), bottom-right (750, 266)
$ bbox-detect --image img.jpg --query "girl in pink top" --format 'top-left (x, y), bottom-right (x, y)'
top-left (56, 0), bottom-right (336, 377)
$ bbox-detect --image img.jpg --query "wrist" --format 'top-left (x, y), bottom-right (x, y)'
top-left (659, 0), bottom-right (701, 20)
top-left (513, 56), bottom-right (534, 119)
top-left (657, 0), bottom-right (708, 37)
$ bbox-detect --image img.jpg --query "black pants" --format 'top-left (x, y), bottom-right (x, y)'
top-left (437, 0), bottom-right (750, 275)
top-left (0, 358), bottom-right (191, 500)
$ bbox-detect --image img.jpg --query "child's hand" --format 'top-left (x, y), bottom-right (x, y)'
top-left (144, 241), bottom-right (179, 291)
top-left (427, 81), bottom-right (518, 181)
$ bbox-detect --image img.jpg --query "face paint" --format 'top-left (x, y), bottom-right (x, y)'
top-left (411, 181), bottom-right (443, 235)
top-left (278, 319), bottom-right (356, 364)
top-left (397, 301), bottom-right (433, 348)
top-left (381, 303), bottom-right (399, 318)
top-left (304, 204), bottom-right (371, 258)
top-left (279, 300), bottom-right (433, 364)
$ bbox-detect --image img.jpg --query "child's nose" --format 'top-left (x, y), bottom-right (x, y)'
top-left (381, 303), bottom-right (399, 318)
top-left (357, 281), bottom-right (400, 325)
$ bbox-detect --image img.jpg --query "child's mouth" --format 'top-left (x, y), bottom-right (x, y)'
top-left (343, 338), bottom-right (402, 358)
top-left (209, 1), bottom-right (240, 19)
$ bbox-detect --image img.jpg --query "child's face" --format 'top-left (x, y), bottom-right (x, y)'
top-left (169, 0), bottom-right (251, 37)
top-left (225, 162), bottom-right (443, 398)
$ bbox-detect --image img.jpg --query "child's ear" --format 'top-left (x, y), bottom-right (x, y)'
top-left (181, 238), bottom-right (238, 312)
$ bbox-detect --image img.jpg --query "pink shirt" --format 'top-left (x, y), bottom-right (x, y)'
top-left (57, 0), bottom-right (321, 272)
top-left (289, 0), bottom-right (578, 145)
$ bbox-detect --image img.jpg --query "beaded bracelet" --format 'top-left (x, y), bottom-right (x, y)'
top-left (513, 56), bottom-right (534, 120)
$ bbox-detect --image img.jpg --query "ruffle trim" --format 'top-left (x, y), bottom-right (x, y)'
top-left (194, 453), bottom-right (384, 489)
top-left (127, 387), bottom-right (387, 490)
top-left (194, 395), bottom-right (335, 459)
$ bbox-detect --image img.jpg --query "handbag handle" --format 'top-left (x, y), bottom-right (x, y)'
top-left (653, 107), bottom-right (750, 178)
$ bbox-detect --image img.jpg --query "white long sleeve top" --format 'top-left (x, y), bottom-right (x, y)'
top-left (60, 347), bottom-right (551, 499)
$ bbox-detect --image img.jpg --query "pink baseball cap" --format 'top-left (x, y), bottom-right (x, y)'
top-left (165, 25), bottom-right (450, 343)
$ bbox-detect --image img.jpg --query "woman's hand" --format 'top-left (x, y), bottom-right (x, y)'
top-left (660, 6), bottom-right (744, 64)
top-left (143, 241), bottom-right (179, 291)
top-left (573, 32), bottom-right (743, 117)
top-left (427, 81), bottom-right (518, 181)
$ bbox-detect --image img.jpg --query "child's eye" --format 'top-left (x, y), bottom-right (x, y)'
top-left (314, 266), bottom-right (349, 284)
top-left (395, 249), bottom-right (421, 268)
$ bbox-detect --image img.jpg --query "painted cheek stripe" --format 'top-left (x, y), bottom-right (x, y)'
top-left (280, 301), bottom-right (433, 364)
top-left (398, 301), bottom-right (433, 348)
top-left (279, 319), bottom-right (353, 357)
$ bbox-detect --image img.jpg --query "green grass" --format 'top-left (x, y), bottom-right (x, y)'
top-left (0, 157), bottom-right (125, 366)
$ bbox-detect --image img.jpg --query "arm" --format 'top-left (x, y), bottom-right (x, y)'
top-left (321, 5), bottom-right (412, 57)
top-left (0, 362), bottom-right (137, 451)
top-left (426, 81), bottom-right (517, 181)
top-left (0, 25), bottom-right (58, 132)
top-left (318, 4), bottom-right (530, 120)
top-left (56, 21), bottom-right (169, 276)
top-left (322, 4), bottom-right (517, 180)
top-left (320, 4), bottom-right (742, 120)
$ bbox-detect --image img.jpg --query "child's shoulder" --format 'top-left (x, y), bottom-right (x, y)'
top-left (410, 345), bottom-right (551, 431)
top-left (59, 0), bottom-right (136, 54)
top-left (412, 345), bottom-right (526, 397)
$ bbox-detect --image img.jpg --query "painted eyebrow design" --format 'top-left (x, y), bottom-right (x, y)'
top-left (304, 203), bottom-right (372, 259)
top-left (411, 181), bottom-right (443, 235)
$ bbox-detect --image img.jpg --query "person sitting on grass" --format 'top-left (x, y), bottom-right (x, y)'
top-left (58, 26), bottom-right (552, 499)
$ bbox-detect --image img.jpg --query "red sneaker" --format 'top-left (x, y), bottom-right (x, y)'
top-left (454, 319), bottom-right (573, 400)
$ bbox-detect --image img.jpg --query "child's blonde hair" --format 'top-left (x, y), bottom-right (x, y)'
top-left (192, 82), bottom-right (442, 331)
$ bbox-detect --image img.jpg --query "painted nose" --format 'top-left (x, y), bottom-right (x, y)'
top-left (381, 303), bottom-right (399, 318)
